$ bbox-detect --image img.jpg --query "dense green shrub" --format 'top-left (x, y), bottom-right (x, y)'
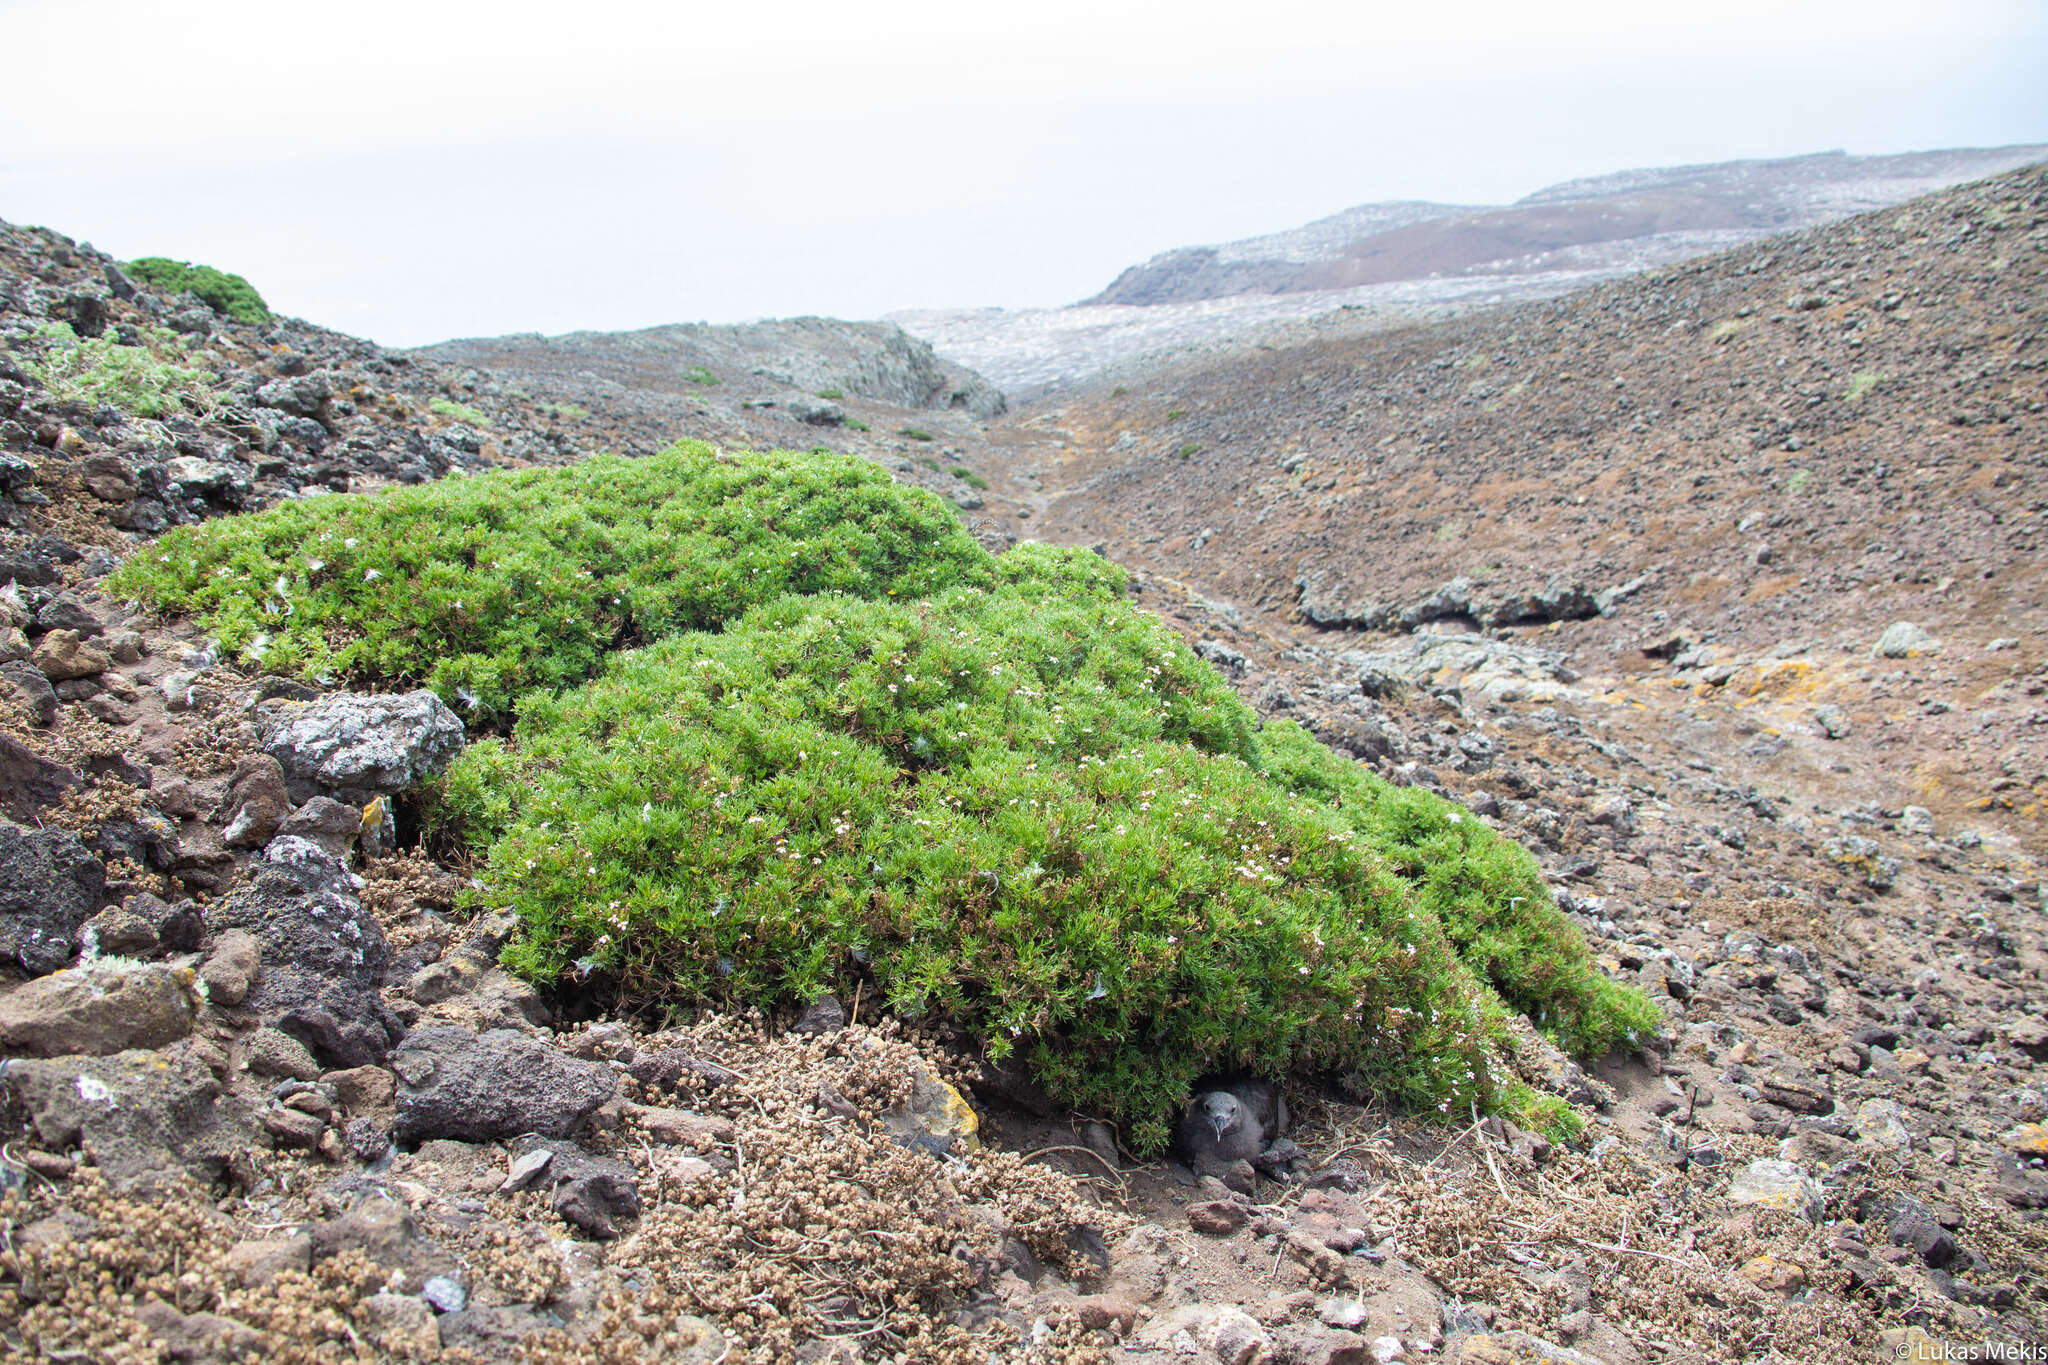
top-left (432, 538), bottom-right (1654, 1149)
top-left (1256, 724), bottom-right (1659, 1057)
top-left (125, 257), bottom-right (272, 324)
top-left (114, 441), bottom-right (1652, 1145)
top-left (28, 324), bottom-right (217, 419)
top-left (109, 443), bottom-right (991, 720)
top-left (949, 467), bottom-right (990, 490)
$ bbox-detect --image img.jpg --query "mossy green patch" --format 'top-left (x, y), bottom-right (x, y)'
top-left (429, 397), bottom-right (489, 426)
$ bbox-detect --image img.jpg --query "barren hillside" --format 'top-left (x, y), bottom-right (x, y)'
top-left (1028, 163), bottom-right (2048, 856)
top-left (898, 144), bottom-right (2048, 398)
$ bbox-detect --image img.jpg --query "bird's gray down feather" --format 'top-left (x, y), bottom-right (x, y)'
top-left (1177, 1078), bottom-right (1289, 1165)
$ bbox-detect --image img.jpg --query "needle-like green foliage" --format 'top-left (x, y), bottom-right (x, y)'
top-left (431, 546), bottom-right (1655, 1149)
top-left (109, 442), bottom-right (990, 721)
top-left (113, 442), bottom-right (1654, 1148)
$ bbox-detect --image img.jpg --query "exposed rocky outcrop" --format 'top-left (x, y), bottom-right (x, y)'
top-left (419, 315), bottom-right (1006, 419)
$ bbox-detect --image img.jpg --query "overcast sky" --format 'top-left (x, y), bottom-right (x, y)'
top-left (2, 1), bottom-right (2043, 347)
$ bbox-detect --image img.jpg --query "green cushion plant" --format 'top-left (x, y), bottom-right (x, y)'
top-left (124, 257), bottom-right (272, 325)
top-left (109, 442), bottom-right (989, 721)
top-left (114, 443), bottom-right (1655, 1148)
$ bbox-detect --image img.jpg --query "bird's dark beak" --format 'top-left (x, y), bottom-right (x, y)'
top-left (1210, 1114), bottom-right (1227, 1142)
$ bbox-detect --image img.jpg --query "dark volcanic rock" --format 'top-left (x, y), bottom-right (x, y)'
top-left (0, 733), bottom-right (77, 820)
top-left (254, 369), bottom-right (332, 417)
top-left (0, 1041), bottom-right (259, 1189)
top-left (510, 1137), bottom-right (641, 1239)
top-left (201, 836), bottom-right (401, 1067)
top-left (0, 821), bottom-right (104, 975)
top-left (391, 1026), bottom-right (616, 1146)
top-left (0, 659), bottom-right (56, 726)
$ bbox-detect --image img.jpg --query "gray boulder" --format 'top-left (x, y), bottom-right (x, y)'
top-left (0, 822), bottom-right (105, 974)
top-left (392, 1026), bottom-right (615, 1146)
top-left (202, 836), bottom-right (401, 1067)
top-left (259, 689), bottom-right (464, 802)
top-left (164, 456), bottom-right (250, 504)
top-left (0, 1041), bottom-right (261, 1189)
top-left (1874, 622), bottom-right (1940, 658)
top-left (785, 395), bottom-right (845, 426)
top-left (254, 370), bottom-right (332, 417)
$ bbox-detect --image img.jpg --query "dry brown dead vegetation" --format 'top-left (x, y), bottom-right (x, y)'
top-left (0, 1014), bottom-right (1128, 1365)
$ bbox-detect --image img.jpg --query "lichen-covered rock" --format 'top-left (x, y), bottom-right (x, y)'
top-left (882, 1053), bottom-right (980, 1153)
top-left (0, 1041), bottom-right (261, 1189)
top-left (202, 837), bottom-right (400, 1067)
top-left (258, 689), bottom-right (464, 801)
top-left (1873, 621), bottom-right (1940, 658)
top-left (254, 369), bottom-right (331, 417)
top-left (1727, 1157), bottom-right (1826, 1223)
